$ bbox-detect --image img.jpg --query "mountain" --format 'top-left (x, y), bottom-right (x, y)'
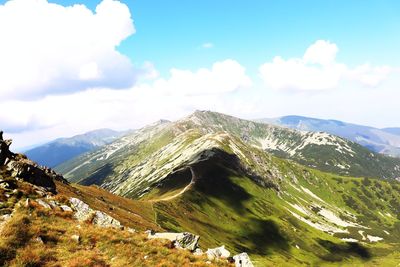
top-left (383, 127), bottom-right (400, 136)
top-left (24, 128), bottom-right (127, 168)
top-left (0, 132), bottom-right (236, 266)
top-left (58, 111), bottom-right (400, 184)
top-left (259, 115), bottom-right (400, 157)
top-left (55, 111), bottom-right (400, 265)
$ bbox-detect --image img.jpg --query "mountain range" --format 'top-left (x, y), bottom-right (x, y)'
top-left (24, 129), bottom-right (127, 168)
top-left (259, 115), bottom-right (400, 158)
top-left (51, 110), bottom-right (400, 266)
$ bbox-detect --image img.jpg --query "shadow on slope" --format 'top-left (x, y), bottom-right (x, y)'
top-left (317, 239), bottom-right (371, 262)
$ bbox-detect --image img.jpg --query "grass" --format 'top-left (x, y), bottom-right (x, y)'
top-left (0, 198), bottom-right (232, 267)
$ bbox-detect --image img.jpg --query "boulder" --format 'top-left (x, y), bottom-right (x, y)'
top-left (36, 199), bottom-right (51, 209)
top-left (206, 245), bottom-right (230, 260)
top-left (60, 205), bottom-right (73, 212)
top-left (71, 234), bottom-right (81, 243)
top-left (147, 231), bottom-right (200, 251)
top-left (92, 210), bottom-right (122, 229)
top-left (233, 253), bottom-right (254, 267)
top-left (69, 197), bottom-right (94, 221)
top-left (173, 232), bottom-right (200, 251)
top-left (1, 131), bottom-right (68, 193)
top-left (69, 197), bottom-right (122, 228)
top-left (193, 248), bottom-right (203, 256)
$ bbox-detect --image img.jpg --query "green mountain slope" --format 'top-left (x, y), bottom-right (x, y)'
top-left (58, 111), bottom-right (400, 184)
top-left (55, 111), bottom-right (400, 265)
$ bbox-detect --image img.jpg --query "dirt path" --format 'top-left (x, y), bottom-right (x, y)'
top-left (153, 167), bottom-right (195, 202)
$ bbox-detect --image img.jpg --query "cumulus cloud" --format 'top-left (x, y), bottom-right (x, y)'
top-left (152, 59), bottom-right (252, 96)
top-left (0, 0), bottom-right (136, 100)
top-left (259, 40), bottom-right (393, 91)
top-left (2, 60), bottom-right (253, 148)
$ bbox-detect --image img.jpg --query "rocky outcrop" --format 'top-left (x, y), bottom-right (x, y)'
top-left (206, 245), bottom-right (231, 260)
top-left (0, 131), bottom-right (68, 193)
top-left (233, 253), bottom-right (254, 267)
top-left (147, 232), bottom-right (200, 251)
top-left (69, 197), bottom-right (122, 229)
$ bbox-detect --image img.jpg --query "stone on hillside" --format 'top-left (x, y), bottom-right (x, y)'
top-left (233, 253), bottom-right (254, 267)
top-left (69, 197), bottom-right (94, 221)
top-left (24, 198), bottom-right (31, 208)
top-left (92, 210), bottom-right (122, 229)
top-left (206, 245), bottom-right (230, 260)
top-left (127, 227), bottom-right (136, 233)
top-left (60, 205), bottom-right (73, 212)
top-left (173, 232), bottom-right (200, 251)
top-left (34, 236), bottom-right (44, 244)
top-left (71, 234), bottom-right (81, 243)
top-left (193, 248), bottom-right (203, 256)
top-left (36, 199), bottom-right (51, 209)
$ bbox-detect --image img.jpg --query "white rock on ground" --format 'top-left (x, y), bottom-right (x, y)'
top-left (206, 245), bottom-right (230, 260)
top-left (233, 252), bottom-right (254, 267)
top-left (36, 199), bottom-right (51, 209)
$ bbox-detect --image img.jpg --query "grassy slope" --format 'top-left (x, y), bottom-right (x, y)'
top-left (0, 169), bottom-right (231, 267)
top-left (150, 157), bottom-right (400, 266)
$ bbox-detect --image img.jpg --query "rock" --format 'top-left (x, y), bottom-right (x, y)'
top-left (206, 245), bottom-right (230, 260)
top-left (127, 227), bottom-right (136, 234)
top-left (69, 197), bottom-right (94, 221)
top-left (69, 198), bottom-right (122, 228)
top-left (71, 234), bottom-right (81, 243)
top-left (60, 205), bottom-right (73, 212)
top-left (36, 199), bottom-right (51, 209)
top-left (34, 236), bottom-right (44, 244)
top-left (147, 231), bottom-right (199, 251)
top-left (48, 200), bottom-right (59, 209)
top-left (233, 253), bottom-right (254, 267)
top-left (92, 210), bottom-right (122, 229)
top-left (193, 248), bottom-right (203, 256)
top-left (173, 232), bottom-right (200, 251)
top-left (24, 198), bottom-right (31, 208)
top-left (1, 132), bottom-right (68, 193)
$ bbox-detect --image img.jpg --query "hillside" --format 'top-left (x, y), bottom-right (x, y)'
top-left (259, 115), bottom-right (400, 157)
top-left (58, 111), bottom-right (400, 183)
top-left (54, 111), bottom-right (400, 265)
top-left (25, 129), bottom-right (127, 168)
top-left (0, 132), bottom-right (239, 266)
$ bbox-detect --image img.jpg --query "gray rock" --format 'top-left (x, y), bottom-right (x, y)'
top-left (60, 205), bottom-right (73, 212)
top-left (34, 236), bottom-right (44, 244)
top-left (206, 245), bottom-right (230, 260)
top-left (69, 197), bottom-right (94, 221)
top-left (173, 232), bottom-right (200, 251)
top-left (193, 248), bottom-right (203, 256)
top-left (24, 198), bottom-right (31, 208)
top-left (71, 234), bottom-right (80, 243)
top-left (127, 227), bottom-right (136, 234)
top-left (92, 210), bottom-right (122, 229)
top-left (36, 199), bottom-right (51, 209)
top-left (233, 253), bottom-right (254, 267)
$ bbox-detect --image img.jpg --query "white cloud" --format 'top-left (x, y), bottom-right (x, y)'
top-left (2, 60), bottom-right (253, 148)
top-left (0, 0), bottom-right (136, 100)
top-left (259, 40), bottom-right (393, 91)
top-left (202, 42), bottom-right (214, 49)
top-left (153, 59), bottom-right (252, 96)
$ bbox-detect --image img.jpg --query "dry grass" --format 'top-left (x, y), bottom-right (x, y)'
top-left (0, 202), bottom-right (232, 267)
top-left (55, 181), bottom-right (161, 231)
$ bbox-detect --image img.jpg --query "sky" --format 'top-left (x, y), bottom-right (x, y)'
top-left (0, 0), bottom-right (399, 149)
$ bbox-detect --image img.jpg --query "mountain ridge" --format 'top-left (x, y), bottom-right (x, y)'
top-left (258, 115), bottom-right (400, 157)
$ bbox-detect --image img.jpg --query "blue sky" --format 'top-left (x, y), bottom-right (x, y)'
top-left (46, 0), bottom-right (400, 74)
top-left (0, 0), bottom-right (399, 148)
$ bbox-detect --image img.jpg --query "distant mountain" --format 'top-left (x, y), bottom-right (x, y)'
top-left (383, 127), bottom-right (400, 136)
top-left (25, 128), bottom-right (127, 168)
top-left (258, 115), bottom-right (400, 158)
